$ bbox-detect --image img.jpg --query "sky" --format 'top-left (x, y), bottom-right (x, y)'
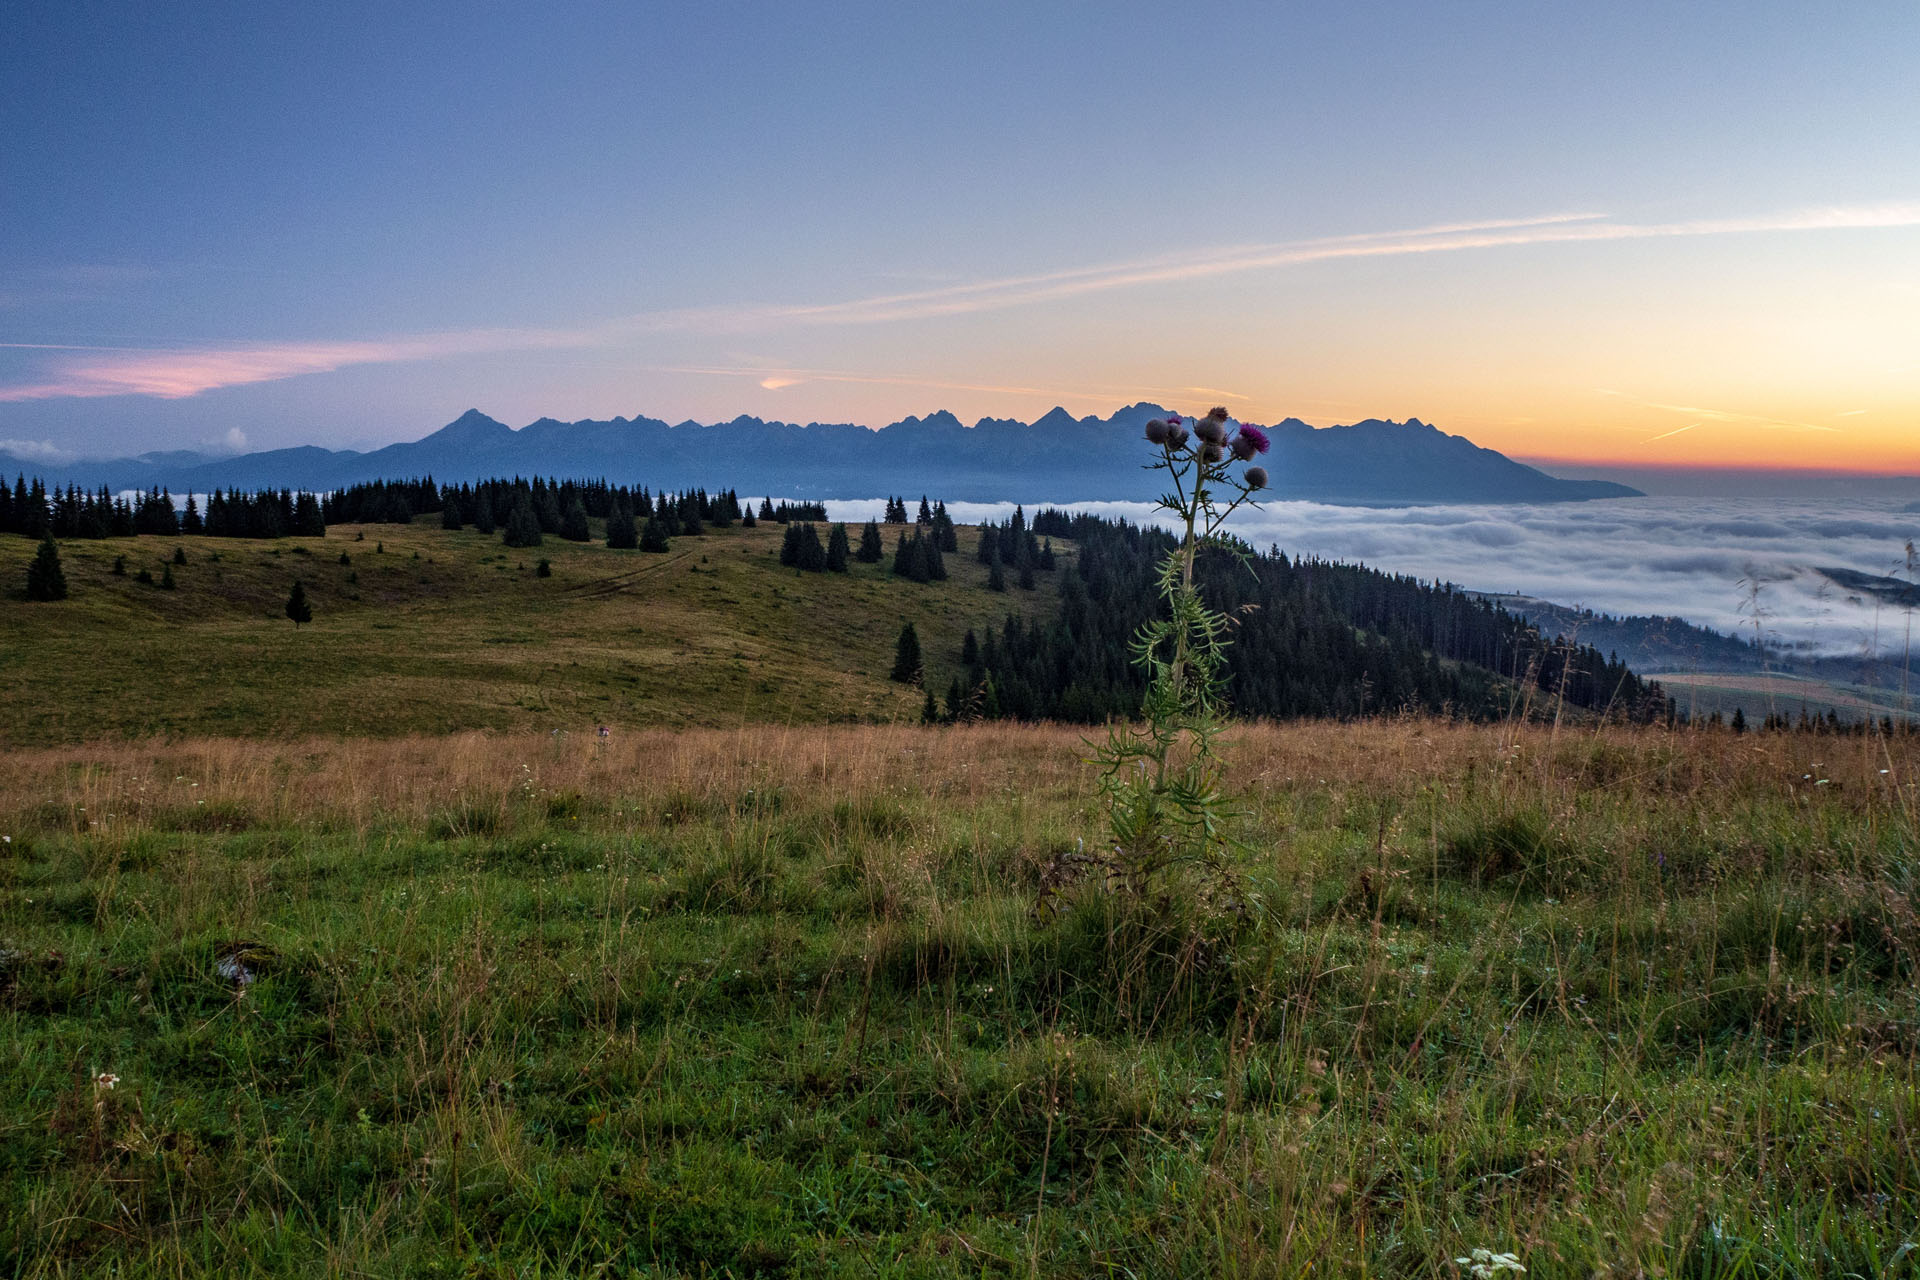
top-left (4, 1), bottom-right (1919, 474)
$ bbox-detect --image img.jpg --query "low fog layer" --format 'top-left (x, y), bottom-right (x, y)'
top-left (821, 497), bottom-right (1920, 659)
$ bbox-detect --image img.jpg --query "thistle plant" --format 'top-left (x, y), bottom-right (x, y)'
top-left (1087, 406), bottom-right (1268, 906)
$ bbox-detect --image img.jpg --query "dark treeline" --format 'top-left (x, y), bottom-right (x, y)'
top-left (2, 476), bottom-right (325, 540)
top-left (324, 477), bottom-right (745, 537)
top-left (940, 510), bottom-right (1672, 726)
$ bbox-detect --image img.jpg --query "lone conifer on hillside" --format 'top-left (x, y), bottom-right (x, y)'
top-left (890, 623), bottom-right (922, 685)
top-left (826, 522), bottom-right (850, 572)
top-left (25, 534), bottom-right (66, 600)
top-left (285, 580), bottom-right (312, 626)
top-left (856, 520), bottom-right (884, 563)
top-left (640, 515), bottom-right (670, 552)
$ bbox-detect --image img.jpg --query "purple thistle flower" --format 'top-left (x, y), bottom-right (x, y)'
top-left (1234, 423), bottom-right (1270, 455)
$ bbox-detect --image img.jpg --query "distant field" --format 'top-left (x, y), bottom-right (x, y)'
top-left (0, 520), bottom-right (1064, 746)
top-left (3, 720), bottom-right (1916, 1276)
top-left (1648, 670), bottom-right (1919, 724)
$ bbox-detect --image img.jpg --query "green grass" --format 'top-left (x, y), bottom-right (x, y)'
top-left (0, 521), bottom-right (1060, 746)
top-left (2, 720), bottom-right (1916, 1276)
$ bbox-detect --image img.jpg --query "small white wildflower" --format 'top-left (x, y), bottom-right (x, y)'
top-left (1454, 1249), bottom-right (1525, 1279)
top-left (93, 1072), bottom-right (120, 1091)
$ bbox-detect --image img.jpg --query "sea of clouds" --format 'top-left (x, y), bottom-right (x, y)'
top-left (822, 496), bottom-right (1920, 659)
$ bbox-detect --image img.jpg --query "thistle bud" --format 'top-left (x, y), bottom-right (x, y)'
top-left (1165, 424), bottom-right (1190, 449)
top-left (1207, 406), bottom-right (1230, 423)
top-left (1200, 441), bottom-right (1224, 463)
top-left (1144, 418), bottom-right (1169, 445)
top-left (1244, 466), bottom-right (1267, 490)
top-left (1194, 418), bottom-right (1227, 446)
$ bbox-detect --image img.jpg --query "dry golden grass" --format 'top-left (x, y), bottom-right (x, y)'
top-left (6, 716), bottom-right (1912, 842)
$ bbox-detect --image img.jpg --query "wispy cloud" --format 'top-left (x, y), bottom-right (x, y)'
top-left (1598, 389), bottom-right (1842, 433)
top-left (4, 201), bottom-right (1917, 401)
top-left (676, 363), bottom-right (1246, 410)
top-left (0, 329), bottom-right (589, 402)
top-left (0, 437), bottom-right (75, 463)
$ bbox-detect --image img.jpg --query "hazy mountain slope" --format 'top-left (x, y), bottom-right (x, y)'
top-left (4, 405), bottom-right (1642, 505)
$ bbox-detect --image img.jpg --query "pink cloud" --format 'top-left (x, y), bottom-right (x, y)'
top-left (0, 329), bottom-right (585, 402)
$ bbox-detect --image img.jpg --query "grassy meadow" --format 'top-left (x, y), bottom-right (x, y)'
top-left (0, 519), bottom-right (1059, 746)
top-left (3, 718), bottom-right (1918, 1277)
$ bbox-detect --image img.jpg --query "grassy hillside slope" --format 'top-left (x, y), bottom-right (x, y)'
top-left (2, 721), bottom-right (1916, 1275)
top-left (0, 521), bottom-right (1061, 746)
top-left (1649, 670), bottom-right (1919, 725)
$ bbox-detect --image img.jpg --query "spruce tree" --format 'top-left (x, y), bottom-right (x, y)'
top-left (640, 516), bottom-right (670, 552)
top-left (987, 558), bottom-right (1006, 592)
top-left (560, 497), bottom-right (591, 542)
top-left (857, 519), bottom-right (884, 563)
top-left (182, 494), bottom-right (204, 535)
top-left (826, 522), bottom-right (850, 572)
top-left (921, 688), bottom-right (940, 723)
top-left (918, 496), bottom-right (932, 523)
top-left (502, 496), bottom-right (543, 547)
top-left (890, 623), bottom-right (922, 684)
top-left (161, 564), bottom-right (177, 590)
top-left (24, 534), bottom-right (67, 601)
top-left (172, 546), bottom-right (187, 565)
top-left (795, 523), bottom-right (827, 572)
top-left (961, 628), bottom-right (979, 667)
top-left (471, 492), bottom-right (496, 535)
top-left (1019, 562), bottom-right (1035, 590)
top-left (606, 500), bottom-right (638, 549)
top-left (977, 526), bottom-right (997, 565)
top-left (285, 580), bottom-right (312, 626)
top-left (441, 498), bottom-right (463, 530)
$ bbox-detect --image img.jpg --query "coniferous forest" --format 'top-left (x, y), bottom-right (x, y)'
top-left (954, 509), bottom-right (1669, 725)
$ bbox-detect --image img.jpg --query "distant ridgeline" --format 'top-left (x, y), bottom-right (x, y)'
top-left (951, 509), bottom-right (1671, 725)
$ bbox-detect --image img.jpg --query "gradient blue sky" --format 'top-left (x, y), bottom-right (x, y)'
top-left (4, 1), bottom-right (1918, 470)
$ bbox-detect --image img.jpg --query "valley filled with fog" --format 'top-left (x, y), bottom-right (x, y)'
top-left (823, 496), bottom-right (1920, 660)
